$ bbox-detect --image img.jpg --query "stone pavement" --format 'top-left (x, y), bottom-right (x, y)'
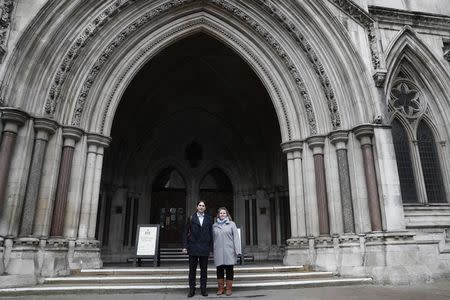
top-left (1, 280), bottom-right (450, 300)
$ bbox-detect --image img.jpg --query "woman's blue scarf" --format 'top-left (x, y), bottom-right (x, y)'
top-left (216, 217), bottom-right (229, 225)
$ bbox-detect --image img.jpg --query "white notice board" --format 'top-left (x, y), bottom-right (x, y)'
top-left (135, 224), bottom-right (160, 257)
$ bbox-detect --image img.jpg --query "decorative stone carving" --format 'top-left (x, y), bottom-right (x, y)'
top-left (286, 237), bottom-right (308, 248)
top-left (75, 239), bottom-right (101, 250)
top-left (0, 0), bottom-right (14, 62)
top-left (100, 22), bottom-right (296, 139)
top-left (369, 6), bottom-right (450, 31)
top-left (373, 69), bottom-right (387, 87)
top-left (314, 236), bottom-right (334, 248)
top-left (328, 0), bottom-right (386, 86)
top-left (329, 0), bottom-right (373, 26)
top-left (367, 24), bottom-right (381, 70)
top-left (365, 231), bottom-right (415, 244)
top-left (444, 39), bottom-right (450, 62)
top-left (71, 0), bottom-right (198, 126)
top-left (255, 0), bottom-right (341, 129)
top-left (389, 79), bottom-right (427, 120)
top-left (44, 0), bottom-right (152, 115)
top-left (74, 0), bottom-right (316, 136)
top-left (45, 238), bottom-right (69, 250)
top-left (281, 140), bottom-right (303, 153)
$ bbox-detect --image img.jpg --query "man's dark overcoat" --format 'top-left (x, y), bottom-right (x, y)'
top-left (182, 213), bottom-right (213, 256)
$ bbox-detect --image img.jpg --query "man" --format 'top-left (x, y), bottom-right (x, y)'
top-left (182, 200), bottom-right (213, 297)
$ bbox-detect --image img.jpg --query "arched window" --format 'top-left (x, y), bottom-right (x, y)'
top-left (392, 119), bottom-right (418, 203)
top-left (417, 122), bottom-right (446, 203)
top-left (389, 73), bottom-right (447, 204)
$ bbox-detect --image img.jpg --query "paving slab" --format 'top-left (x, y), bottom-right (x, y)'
top-left (0, 280), bottom-right (450, 300)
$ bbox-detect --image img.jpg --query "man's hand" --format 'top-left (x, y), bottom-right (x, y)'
top-left (182, 248), bottom-right (188, 254)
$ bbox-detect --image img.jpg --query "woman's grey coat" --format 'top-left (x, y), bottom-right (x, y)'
top-left (213, 219), bottom-right (242, 266)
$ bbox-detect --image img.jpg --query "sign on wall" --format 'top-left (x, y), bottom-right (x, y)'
top-left (135, 224), bottom-right (160, 266)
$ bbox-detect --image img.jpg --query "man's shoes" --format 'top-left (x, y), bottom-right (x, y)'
top-left (201, 289), bottom-right (208, 297)
top-left (187, 288), bottom-right (195, 297)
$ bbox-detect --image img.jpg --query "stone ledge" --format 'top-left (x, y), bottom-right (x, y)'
top-left (0, 275), bottom-right (36, 289)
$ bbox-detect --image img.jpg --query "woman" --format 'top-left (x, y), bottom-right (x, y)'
top-left (213, 207), bottom-right (241, 296)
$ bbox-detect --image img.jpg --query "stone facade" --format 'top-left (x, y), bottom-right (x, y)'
top-left (0, 0), bottom-right (449, 287)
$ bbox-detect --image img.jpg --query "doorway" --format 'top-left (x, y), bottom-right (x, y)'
top-left (150, 167), bottom-right (186, 247)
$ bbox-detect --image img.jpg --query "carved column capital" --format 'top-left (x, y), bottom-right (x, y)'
top-left (329, 130), bottom-right (349, 149)
top-left (0, 107), bottom-right (29, 133)
top-left (34, 117), bottom-right (58, 141)
top-left (62, 126), bottom-right (83, 147)
top-left (307, 136), bottom-right (326, 155)
top-left (281, 140), bottom-right (303, 153)
top-left (354, 124), bottom-right (374, 146)
top-left (86, 132), bottom-right (111, 148)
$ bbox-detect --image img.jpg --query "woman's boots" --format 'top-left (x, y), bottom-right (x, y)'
top-left (216, 278), bottom-right (225, 295)
top-left (225, 280), bottom-right (233, 296)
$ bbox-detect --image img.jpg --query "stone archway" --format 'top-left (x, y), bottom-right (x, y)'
top-left (99, 31), bottom-right (285, 260)
top-left (0, 0), bottom-right (384, 276)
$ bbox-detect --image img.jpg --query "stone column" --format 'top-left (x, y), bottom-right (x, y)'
top-left (410, 140), bottom-right (428, 204)
top-left (77, 142), bottom-right (97, 239)
top-left (78, 134), bottom-right (110, 239)
top-left (0, 237), bottom-right (4, 275)
top-left (281, 140), bottom-right (307, 240)
top-left (50, 126), bottom-right (83, 237)
top-left (19, 118), bottom-right (58, 236)
top-left (88, 137), bottom-right (110, 238)
top-left (308, 136), bottom-right (330, 236)
top-left (330, 131), bottom-right (355, 233)
top-left (373, 127), bottom-right (405, 231)
top-left (354, 125), bottom-right (382, 232)
top-left (0, 108), bottom-right (28, 210)
top-left (73, 134), bottom-right (109, 269)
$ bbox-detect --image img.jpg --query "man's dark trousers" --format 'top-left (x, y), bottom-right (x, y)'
top-left (189, 255), bottom-right (209, 290)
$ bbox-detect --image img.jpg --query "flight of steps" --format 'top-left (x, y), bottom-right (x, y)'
top-left (128, 248), bottom-right (255, 265)
top-left (159, 248), bottom-right (254, 263)
top-left (0, 265), bottom-right (372, 296)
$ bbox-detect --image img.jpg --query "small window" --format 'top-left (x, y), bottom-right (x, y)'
top-left (392, 119), bottom-right (418, 203)
top-left (417, 121), bottom-right (446, 203)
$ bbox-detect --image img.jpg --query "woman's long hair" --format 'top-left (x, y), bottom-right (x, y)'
top-left (216, 207), bottom-right (232, 221)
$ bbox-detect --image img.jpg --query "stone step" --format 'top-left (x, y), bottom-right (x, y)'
top-left (44, 271), bottom-right (333, 285)
top-left (0, 277), bottom-right (373, 296)
top-left (71, 265), bottom-right (307, 276)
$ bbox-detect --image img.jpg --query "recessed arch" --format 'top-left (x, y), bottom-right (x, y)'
top-left (385, 26), bottom-right (450, 140)
top-left (81, 12), bottom-right (306, 141)
top-left (0, 0), bottom-right (380, 140)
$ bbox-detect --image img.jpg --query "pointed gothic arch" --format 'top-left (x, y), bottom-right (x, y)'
top-left (0, 0), bottom-right (382, 142)
top-left (385, 26), bottom-right (450, 138)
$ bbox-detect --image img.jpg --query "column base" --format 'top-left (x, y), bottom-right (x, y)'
top-left (5, 237), bottom-right (39, 275)
top-left (314, 235), bottom-right (338, 271)
top-left (283, 237), bottom-right (311, 266)
top-left (336, 234), bottom-right (366, 277)
top-left (40, 238), bottom-right (70, 277)
top-left (0, 237), bottom-right (4, 275)
top-left (363, 231), bottom-right (432, 284)
top-left (70, 239), bottom-right (103, 270)
top-left (284, 232), bottom-right (436, 284)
